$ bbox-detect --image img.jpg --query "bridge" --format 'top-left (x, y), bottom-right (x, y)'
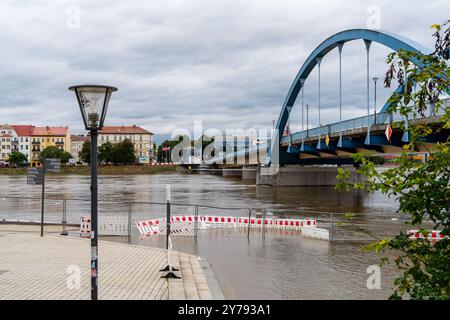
top-left (199, 29), bottom-right (449, 185)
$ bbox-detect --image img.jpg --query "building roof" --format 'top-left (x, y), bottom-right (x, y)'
top-left (30, 126), bottom-right (68, 137)
top-left (11, 125), bottom-right (33, 136)
top-left (71, 135), bottom-right (87, 142)
top-left (99, 125), bottom-right (153, 135)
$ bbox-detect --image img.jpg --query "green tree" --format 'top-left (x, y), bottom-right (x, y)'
top-left (98, 141), bottom-right (114, 164)
top-left (39, 146), bottom-right (63, 163)
top-left (337, 22), bottom-right (450, 299)
top-left (8, 151), bottom-right (27, 166)
top-left (61, 151), bottom-right (73, 164)
top-left (79, 140), bottom-right (91, 164)
top-left (112, 139), bottom-right (135, 164)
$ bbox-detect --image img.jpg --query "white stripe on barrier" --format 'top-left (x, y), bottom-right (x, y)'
top-left (301, 226), bottom-right (329, 241)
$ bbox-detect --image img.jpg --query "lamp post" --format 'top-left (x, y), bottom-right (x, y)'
top-left (69, 84), bottom-right (117, 300)
top-left (372, 77), bottom-right (378, 124)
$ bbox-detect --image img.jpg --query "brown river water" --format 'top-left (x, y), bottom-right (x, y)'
top-left (0, 173), bottom-right (407, 299)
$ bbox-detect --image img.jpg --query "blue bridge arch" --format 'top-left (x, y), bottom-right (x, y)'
top-left (273, 28), bottom-right (431, 164)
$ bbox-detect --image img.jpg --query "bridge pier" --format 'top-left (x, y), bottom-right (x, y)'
top-left (242, 166), bottom-right (257, 180)
top-left (256, 166), bottom-right (363, 187)
top-left (221, 168), bottom-right (242, 178)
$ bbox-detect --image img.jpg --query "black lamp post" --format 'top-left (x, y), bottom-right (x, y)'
top-left (69, 84), bottom-right (117, 300)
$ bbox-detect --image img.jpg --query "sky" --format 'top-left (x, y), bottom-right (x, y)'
top-left (0, 0), bottom-right (448, 138)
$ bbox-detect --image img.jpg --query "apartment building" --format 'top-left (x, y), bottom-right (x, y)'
top-left (71, 135), bottom-right (87, 163)
top-left (0, 124), bottom-right (17, 163)
top-left (11, 125), bottom-right (33, 162)
top-left (98, 125), bottom-right (153, 163)
top-left (30, 126), bottom-right (71, 166)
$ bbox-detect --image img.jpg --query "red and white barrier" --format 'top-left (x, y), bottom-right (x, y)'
top-left (136, 215), bottom-right (319, 238)
top-left (80, 216), bottom-right (91, 237)
top-left (301, 226), bottom-right (329, 241)
top-left (408, 230), bottom-right (446, 240)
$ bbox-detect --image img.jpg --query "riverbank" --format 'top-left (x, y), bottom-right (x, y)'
top-left (0, 164), bottom-right (178, 175)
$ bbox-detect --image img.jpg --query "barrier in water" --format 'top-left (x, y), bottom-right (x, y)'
top-left (301, 226), bottom-right (329, 241)
top-left (136, 215), bottom-right (320, 238)
top-left (408, 229), bottom-right (446, 240)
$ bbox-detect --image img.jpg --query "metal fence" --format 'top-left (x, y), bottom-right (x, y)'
top-left (0, 194), bottom-right (425, 242)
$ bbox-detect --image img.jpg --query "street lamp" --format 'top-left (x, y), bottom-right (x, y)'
top-left (372, 77), bottom-right (378, 124)
top-left (69, 84), bottom-right (117, 300)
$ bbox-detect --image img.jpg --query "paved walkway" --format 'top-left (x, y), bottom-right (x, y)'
top-left (0, 225), bottom-right (213, 300)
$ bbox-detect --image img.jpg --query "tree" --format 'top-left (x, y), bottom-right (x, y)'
top-left (337, 22), bottom-right (450, 299)
top-left (79, 140), bottom-right (91, 164)
top-left (98, 141), bottom-right (114, 164)
top-left (8, 151), bottom-right (27, 166)
top-left (40, 146), bottom-right (62, 162)
top-left (111, 139), bottom-right (135, 165)
top-left (61, 151), bottom-right (73, 164)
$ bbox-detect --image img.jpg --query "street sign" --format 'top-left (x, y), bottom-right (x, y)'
top-left (45, 158), bottom-right (61, 173)
top-left (385, 124), bottom-right (393, 141)
top-left (325, 134), bottom-right (330, 146)
top-left (27, 167), bottom-right (44, 185)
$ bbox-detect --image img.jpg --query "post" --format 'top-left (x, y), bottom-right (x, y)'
top-left (194, 205), bottom-right (199, 240)
top-left (247, 208), bottom-right (251, 239)
top-left (306, 104), bottom-right (310, 137)
top-left (166, 184), bottom-right (170, 250)
top-left (61, 198), bottom-right (68, 236)
top-left (127, 202), bottom-right (132, 243)
top-left (373, 78), bottom-right (377, 124)
top-left (300, 78), bottom-right (305, 149)
top-left (330, 213), bottom-right (334, 242)
top-left (40, 160), bottom-right (46, 237)
top-left (262, 208), bottom-right (266, 240)
top-left (364, 40), bottom-right (372, 145)
top-left (90, 129), bottom-right (99, 300)
top-left (338, 42), bottom-right (344, 147)
top-left (316, 57), bottom-right (322, 149)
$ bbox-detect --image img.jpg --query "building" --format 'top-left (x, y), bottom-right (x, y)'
top-left (30, 126), bottom-right (71, 166)
top-left (71, 135), bottom-right (87, 163)
top-left (11, 125), bottom-right (33, 162)
top-left (0, 124), bottom-right (17, 163)
top-left (98, 125), bottom-right (153, 163)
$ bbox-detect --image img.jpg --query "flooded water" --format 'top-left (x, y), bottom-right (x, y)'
top-left (0, 173), bottom-right (405, 299)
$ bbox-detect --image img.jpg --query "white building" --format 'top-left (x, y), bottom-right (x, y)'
top-left (11, 125), bottom-right (33, 162)
top-left (71, 135), bottom-right (87, 163)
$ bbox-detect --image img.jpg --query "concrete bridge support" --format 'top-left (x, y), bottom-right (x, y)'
top-left (256, 166), bottom-right (364, 187)
top-left (222, 168), bottom-right (243, 178)
top-left (242, 167), bottom-right (257, 180)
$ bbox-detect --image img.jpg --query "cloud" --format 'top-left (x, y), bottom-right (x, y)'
top-left (0, 0), bottom-right (448, 136)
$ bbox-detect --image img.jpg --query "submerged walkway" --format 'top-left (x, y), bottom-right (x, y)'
top-left (0, 225), bottom-right (213, 300)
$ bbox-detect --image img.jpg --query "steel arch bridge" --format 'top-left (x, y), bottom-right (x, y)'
top-left (205, 28), bottom-right (448, 167)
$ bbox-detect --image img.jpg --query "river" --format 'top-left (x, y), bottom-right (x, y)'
top-left (0, 173), bottom-right (405, 299)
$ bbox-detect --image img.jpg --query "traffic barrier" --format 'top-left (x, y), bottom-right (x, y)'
top-left (301, 226), bottom-right (329, 241)
top-left (408, 230), bottom-right (446, 240)
top-left (80, 215), bottom-right (129, 237)
top-left (136, 215), bottom-right (319, 236)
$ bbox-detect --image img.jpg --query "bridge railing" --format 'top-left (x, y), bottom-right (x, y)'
top-left (282, 99), bottom-right (447, 144)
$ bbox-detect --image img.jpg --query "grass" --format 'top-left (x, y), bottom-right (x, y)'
top-left (0, 164), bottom-right (178, 175)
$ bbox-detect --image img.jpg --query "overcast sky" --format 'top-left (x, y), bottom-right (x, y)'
top-left (0, 0), bottom-right (448, 137)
